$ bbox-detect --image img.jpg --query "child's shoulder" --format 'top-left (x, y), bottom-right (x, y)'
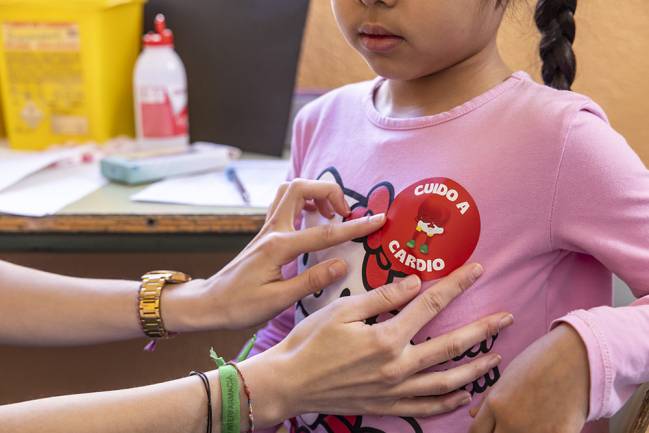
top-left (512, 73), bottom-right (630, 163)
top-left (296, 79), bottom-right (376, 124)
top-left (513, 71), bottom-right (609, 126)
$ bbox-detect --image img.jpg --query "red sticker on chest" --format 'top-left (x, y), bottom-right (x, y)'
top-left (379, 178), bottom-right (480, 281)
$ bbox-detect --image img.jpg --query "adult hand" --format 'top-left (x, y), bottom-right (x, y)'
top-left (468, 324), bottom-right (589, 433)
top-left (163, 179), bottom-right (387, 332)
top-left (239, 263), bottom-right (514, 428)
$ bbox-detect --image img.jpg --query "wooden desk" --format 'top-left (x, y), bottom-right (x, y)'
top-left (0, 165), bottom-right (268, 251)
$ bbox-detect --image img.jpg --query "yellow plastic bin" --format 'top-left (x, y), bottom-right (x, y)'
top-left (0, 87), bottom-right (4, 139)
top-left (0, 0), bottom-right (145, 150)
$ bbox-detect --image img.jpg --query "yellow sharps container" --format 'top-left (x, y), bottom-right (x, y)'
top-left (0, 0), bottom-right (146, 150)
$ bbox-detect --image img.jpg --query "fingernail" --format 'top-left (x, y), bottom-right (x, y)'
top-left (401, 275), bottom-right (420, 291)
top-left (369, 213), bottom-right (385, 223)
top-left (488, 354), bottom-right (502, 368)
top-left (328, 261), bottom-right (347, 279)
top-left (498, 314), bottom-right (514, 330)
top-left (471, 264), bottom-right (483, 281)
top-left (460, 393), bottom-right (472, 405)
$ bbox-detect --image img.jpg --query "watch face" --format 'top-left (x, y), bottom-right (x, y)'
top-left (142, 270), bottom-right (192, 283)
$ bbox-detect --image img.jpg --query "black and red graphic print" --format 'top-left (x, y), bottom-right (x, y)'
top-left (293, 168), bottom-right (495, 433)
top-left (295, 167), bottom-right (400, 323)
top-left (379, 177), bottom-right (481, 281)
top-left (290, 413), bottom-right (423, 433)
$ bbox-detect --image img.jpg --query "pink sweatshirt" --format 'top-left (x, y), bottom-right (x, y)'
top-left (252, 71), bottom-right (649, 433)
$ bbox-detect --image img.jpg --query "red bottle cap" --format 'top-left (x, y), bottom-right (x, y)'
top-left (143, 13), bottom-right (174, 47)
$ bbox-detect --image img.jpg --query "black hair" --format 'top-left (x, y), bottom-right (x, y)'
top-left (534, 0), bottom-right (578, 90)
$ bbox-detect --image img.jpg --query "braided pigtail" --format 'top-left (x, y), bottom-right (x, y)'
top-left (534, 0), bottom-right (577, 90)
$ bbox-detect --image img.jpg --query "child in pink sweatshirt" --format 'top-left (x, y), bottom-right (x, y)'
top-left (250, 1), bottom-right (649, 433)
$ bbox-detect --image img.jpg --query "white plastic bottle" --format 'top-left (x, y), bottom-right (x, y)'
top-left (133, 14), bottom-right (189, 151)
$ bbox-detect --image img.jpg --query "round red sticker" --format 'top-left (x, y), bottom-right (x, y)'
top-left (379, 178), bottom-right (481, 281)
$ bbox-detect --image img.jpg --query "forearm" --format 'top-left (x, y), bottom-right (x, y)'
top-left (0, 355), bottom-right (287, 433)
top-left (0, 371), bottom-right (219, 433)
top-left (0, 260), bottom-right (203, 346)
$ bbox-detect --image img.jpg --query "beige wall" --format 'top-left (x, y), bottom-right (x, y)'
top-left (296, 0), bottom-right (649, 162)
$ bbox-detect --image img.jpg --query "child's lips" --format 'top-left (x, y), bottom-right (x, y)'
top-left (359, 33), bottom-right (404, 53)
top-left (358, 23), bottom-right (404, 53)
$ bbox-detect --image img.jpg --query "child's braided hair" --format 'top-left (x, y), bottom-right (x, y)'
top-left (534, 0), bottom-right (578, 90)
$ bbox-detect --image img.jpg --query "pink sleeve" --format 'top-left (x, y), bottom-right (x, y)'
top-left (286, 103), bottom-right (314, 182)
top-left (551, 106), bottom-right (649, 420)
top-left (250, 305), bottom-right (296, 357)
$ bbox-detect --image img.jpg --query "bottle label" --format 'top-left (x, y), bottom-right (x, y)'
top-left (138, 85), bottom-right (188, 138)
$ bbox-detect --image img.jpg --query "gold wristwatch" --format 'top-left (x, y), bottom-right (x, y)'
top-left (138, 270), bottom-right (192, 339)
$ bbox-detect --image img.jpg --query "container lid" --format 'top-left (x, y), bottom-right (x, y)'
top-left (0, 0), bottom-right (146, 9)
top-left (143, 13), bottom-right (174, 47)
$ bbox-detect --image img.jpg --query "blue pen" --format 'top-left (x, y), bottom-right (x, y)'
top-left (226, 166), bottom-right (251, 205)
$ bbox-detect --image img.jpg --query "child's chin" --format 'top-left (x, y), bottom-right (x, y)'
top-left (362, 58), bottom-right (432, 82)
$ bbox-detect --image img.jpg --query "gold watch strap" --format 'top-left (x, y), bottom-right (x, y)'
top-left (139, 270), bottom-right (192, 339)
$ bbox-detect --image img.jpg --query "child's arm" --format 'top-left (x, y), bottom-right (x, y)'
top-left (249, 306), bottom-right (295, 356)
top-left (550, 105), bottom-right (649, 421)
top-left (555, 301), bottom-right (649, 421)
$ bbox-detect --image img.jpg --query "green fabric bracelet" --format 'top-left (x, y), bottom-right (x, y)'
top-left (219, 364), bottom-right (240, 433)
top-left (236, 334), bottom-right (257, 362)
top-left (210, 348), bottom-right (241, 433)
top-left (209, 335), bottom-right (256, 433)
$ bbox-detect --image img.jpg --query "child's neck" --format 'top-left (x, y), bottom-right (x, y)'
top-left (374, 40), bottom-right (513, 118)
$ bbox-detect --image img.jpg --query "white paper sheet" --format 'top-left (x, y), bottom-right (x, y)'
top-left (0, 163), bottom-right (107, 217)
top-left (0, 146), bottom-right (91, 193)
top-left (131, 159), bottom-right (290, 208)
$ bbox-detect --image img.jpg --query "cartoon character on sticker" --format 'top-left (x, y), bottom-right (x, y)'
top-left (406, 197), bottom-right (450, 255)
